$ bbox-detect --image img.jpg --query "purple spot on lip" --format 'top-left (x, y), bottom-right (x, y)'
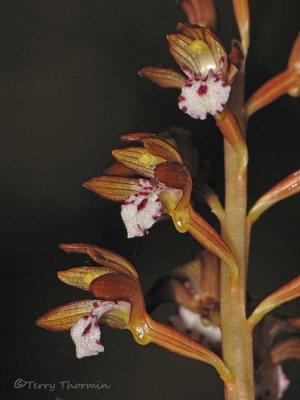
top-left (137, 198), bottom-right (148, 211)
top-left (197, 84), bottom-right (208, 96)
top-left (139, 191), bottom-right (151, 196)
top-left (92, 301), bottom-right (100, 308)
top-left (178, 95), bottom-right (186, 102)
top-left (83, 315), bottom-right (89, 320)
top-left (182, 106), bottom-right (187, 112)
top-left (123, 199), bottom-right (134, 205)
top-left (82, 322), bottom-right (92, 336)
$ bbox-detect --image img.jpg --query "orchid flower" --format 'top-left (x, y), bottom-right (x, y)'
top-left (37, 244), bottom-right (232, 382)
top-left (84, 132), bottom-right (192, 237)
top-left (139, 23), bottom-right (243, 121)
top-left (84, 132), bottom-right (239, 280)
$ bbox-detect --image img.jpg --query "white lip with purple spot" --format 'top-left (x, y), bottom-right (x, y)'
top-left (178, 72), bottom-right (230, 120)
top-left (121, 179), bottom-right (164, 238)
top-left (71, 301), bottom-right (119, 358)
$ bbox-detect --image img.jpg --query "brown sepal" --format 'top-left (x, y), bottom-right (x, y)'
top-left (36, 300), bottom-right (95, 331)
top-left (83, 175), bottom-right (140, 201)
top-left (59, 243), bottom-right (139, 280)
top-left (138, 66), bottom-right (184, 89)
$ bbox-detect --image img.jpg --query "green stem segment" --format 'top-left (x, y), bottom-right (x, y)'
top-left (219, 121), bottom-right (254, 399)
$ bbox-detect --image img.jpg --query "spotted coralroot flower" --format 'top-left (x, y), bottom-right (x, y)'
top-left (139, 23), bottom-right (243, 120)
top-left (84, 133), bottom-right (192, 238)
top-left (37, 243), bottom-right (228, 378)
top-left (170, 306), bottom-right (221, 348)
top-left (71, 300), bottom-right (129, 358)
top-left (36, 244), bottom-right (140, 359)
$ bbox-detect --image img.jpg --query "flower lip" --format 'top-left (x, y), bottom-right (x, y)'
top-left (179, 71), bottom-right (231, 119)
top-left (70, 300), bottom-right (128, 358)
top-left (120, 178), bottom-right (164, 238)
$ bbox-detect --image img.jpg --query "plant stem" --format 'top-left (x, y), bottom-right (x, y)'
top-left (221, 138), bottom-right (254, 400)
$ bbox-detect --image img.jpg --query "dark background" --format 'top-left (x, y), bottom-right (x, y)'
top-left (1, 1), bottom-right (299, 399)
